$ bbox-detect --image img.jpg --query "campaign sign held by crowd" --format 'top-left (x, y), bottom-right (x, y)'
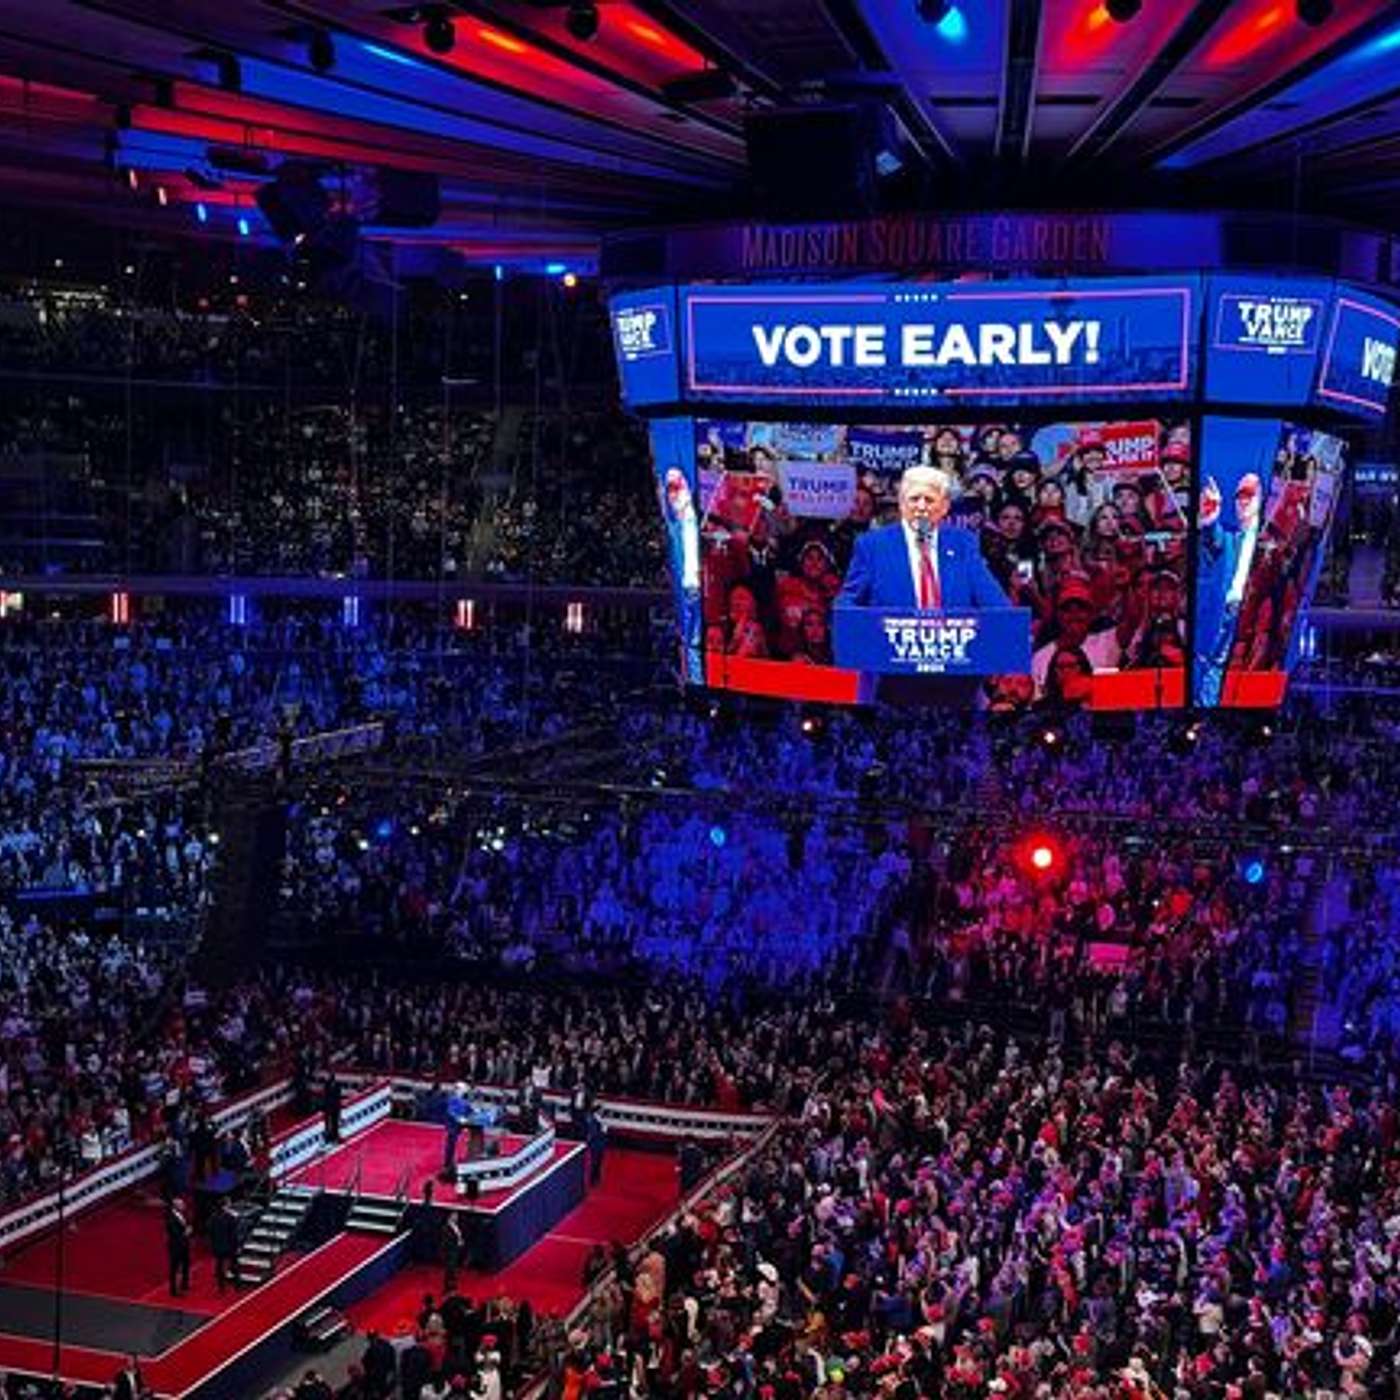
top-left (834, 607), bottom-right (1032, 676)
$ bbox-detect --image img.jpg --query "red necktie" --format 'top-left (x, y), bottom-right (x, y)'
top-left (918, 537), bottom-right (941, 610)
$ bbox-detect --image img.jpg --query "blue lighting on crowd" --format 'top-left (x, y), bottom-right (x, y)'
top-left (936, 6), bottom-right (969, 44)
top-left (1243, 860), bottom-right (1266, 886)
top-left (709, 825), bottom-right (727, 848)
top-left (196, 203), bottom-right (208, 224)
top-left (237, 217), bottom-right (250, 237)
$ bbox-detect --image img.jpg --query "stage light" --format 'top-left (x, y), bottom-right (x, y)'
top-left (237, 217), bottom-right (250, 237)
top-left (308, 28), bottom-right (336, 71)
top-left (562, 272), bottom-right (578, 289)
top-left (1030, 844), bottom-right (1055, 871)
top-left (916, 0), bottom-right (951, 21)
top-left (126, 167), bottom-right (139, 191)
top-left (156, 185), bottom-right (168, 207)
top-left (566, 0), bottom-right (600, 41)
top-left (423, 8), bottom-right (456, 53)
top-left (494, 264), bottom-right (504, 281)
top-left (1106, 0), bottom-right (1141, 19)
top-left (1297, 0), bottom-right (1331, 24)
top-left (544, 261), bottom-right (567, 276)
top-left (1243, 859), bottom-right (1266, 885)
top-left (373, 818), bottom-right (395, 841)
top-left (1039, 725), bottom-right (1062, 749)
top-left (196, 203), bottom-right (208, 223)
top-left (709, 825), bottom-right (727, 848)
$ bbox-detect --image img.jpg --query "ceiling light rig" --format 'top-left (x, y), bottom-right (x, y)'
top-left (307, 29), bottom-right (336, 72)
top-left (422, 6), bottom-right (456, 54)
top-left (566, 1), bottom-right (600, 42)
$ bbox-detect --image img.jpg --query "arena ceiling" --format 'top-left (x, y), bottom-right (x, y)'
top-left (1, 0), bottom-right (1399, 268)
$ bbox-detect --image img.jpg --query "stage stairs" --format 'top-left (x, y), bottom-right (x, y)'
top-left (344, 1163), bottom-right (411, 1235)
top-left (237, 1183), bottom-right (317, 1285)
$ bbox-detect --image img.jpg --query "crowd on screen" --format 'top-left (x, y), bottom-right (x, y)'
top-left (697, 421), bottom-right (1193, 704)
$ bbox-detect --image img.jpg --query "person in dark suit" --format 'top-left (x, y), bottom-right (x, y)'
top-left (837, 465), bottom-right (1010, 613)
top-left (360, 1331), bottom-right (397, 1399)
top-left (441, 1212), bottom-right (463, 1295)
top-left (1195, 471), bottom-right (1264, 706)
top-left (165, 1197), bottom-right (192, 1296)
top-left (113, 1355), bottom-right (145, 1400)
top-left (661, 467), bottom-right (704, 683)
top-left (321, 1074), bottom-right (343, 1144)
top-left (208, 1196), bottom-right (240, 1293)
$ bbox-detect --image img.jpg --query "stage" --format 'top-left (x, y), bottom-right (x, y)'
top-left (0, 1118), bottom-right (583, 1397)
top-left (0, 1075), bottom-right (762, 1398)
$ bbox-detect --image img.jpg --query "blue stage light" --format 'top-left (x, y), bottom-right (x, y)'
top-left (1243, 859), bottom-right (1266, 886)
top-left (237, 217), bottom-right (250, 237)
top-left (937, 6), bottom-right (968, 43)
top-left (374, 818), bottom-right (395, 841)
top-left (494, 264), bottom-right (504, 282)
top-left (544, 262), bottom-right (567, 276)
top-left (709, 825), bottom-right (727, 848)
top-left (196, 202), bottom-right (208, 224)
top-left (363, 42), bottom-right (419, 66)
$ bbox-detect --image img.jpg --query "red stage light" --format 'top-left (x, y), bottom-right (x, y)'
top-left (1203, 2), bottom-right (1288, 66)
top-left (1018, 833), bottom-right (1063, 877)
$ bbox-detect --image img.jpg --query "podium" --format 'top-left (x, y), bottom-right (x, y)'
top-left (833, 605), bottom-right (1032, 676)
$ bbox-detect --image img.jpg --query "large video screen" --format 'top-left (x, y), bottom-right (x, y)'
top-left (1192, 418), bottom-right (1345, 708)
top-left (652, 416), bottom-right (1194, 709)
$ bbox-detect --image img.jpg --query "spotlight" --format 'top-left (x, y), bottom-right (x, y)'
top-left (1017, 833), bottom-right (1063, 878)
top-left (308, 28), bottom-right (336, 72)
top-left (1297, 0), bottom-right (1331, 23)
top-left (1106, 0), bottom-right (1141, 19)
top-left (566, 0), bottom-right (599, 40)
top-left (423, 8), bottom-right (456, 54)
top-left (1039, 725), bottom-right (1062, 749)
top-left (916, 0), bottom-right (951, 19)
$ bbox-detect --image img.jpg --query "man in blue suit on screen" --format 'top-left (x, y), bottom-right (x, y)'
top-left (838, 465), bottom-right (1009, 612)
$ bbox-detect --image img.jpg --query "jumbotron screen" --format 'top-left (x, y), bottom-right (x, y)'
top-left (654, 416), bottom-right (1190, 709)
top-left (649, 415), bottom-right (1343, 710)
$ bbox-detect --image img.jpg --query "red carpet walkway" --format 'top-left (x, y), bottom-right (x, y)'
top-left (346, 1147), bottom-right (679, 1334)
top-left (0, 1232), bottom-right (388, 1396)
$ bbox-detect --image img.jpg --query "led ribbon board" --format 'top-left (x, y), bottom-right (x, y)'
top-left (681, 279), bottom-right (1197, 407)
top-left (1316, 295), bottom-right (1400, 417)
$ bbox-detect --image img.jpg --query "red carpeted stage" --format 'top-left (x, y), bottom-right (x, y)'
top-left (0, 1108), bottom-right (666, 1397)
